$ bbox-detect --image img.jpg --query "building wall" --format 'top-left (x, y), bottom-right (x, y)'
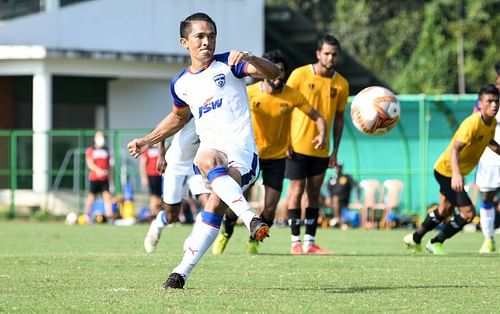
top-left (108, 78), bottom-right (172, 130)
top-left (0, 0), bottom-right (265, 56)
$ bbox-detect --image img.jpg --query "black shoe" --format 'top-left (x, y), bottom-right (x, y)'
top-left (250, 216), bottom-right (269, 241)
top-left (162, 272), bottom-right (185, 289)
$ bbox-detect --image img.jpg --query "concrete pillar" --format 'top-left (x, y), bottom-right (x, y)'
top-left (32, 69), bottom-right (52, 193)
top-left (44, 0), bottom-right (60, 13)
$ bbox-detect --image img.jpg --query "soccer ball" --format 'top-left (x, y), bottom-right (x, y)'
top-left (350, 86), bottom-right (400, 136)
top-left (65, 212), bottom-right (78, 225)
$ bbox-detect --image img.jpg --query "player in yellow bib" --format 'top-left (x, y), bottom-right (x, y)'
top-left (285, 35), bottom-right (349, 255)
top-left (404, 84), bottom-right (500, 254)
top-left (212, 50), bottom-right (327, 255)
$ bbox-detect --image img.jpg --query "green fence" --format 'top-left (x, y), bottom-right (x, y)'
top-left (0, 94), bottom-right (480, 218)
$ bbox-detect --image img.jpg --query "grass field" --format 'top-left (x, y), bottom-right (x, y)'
top-left (0, 222), bottom-right (499, 313)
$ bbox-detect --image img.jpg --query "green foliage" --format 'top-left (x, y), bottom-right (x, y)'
top-left (1, 223), bottom-right (500, 313)
top-left (266, 0), bottom-right (499, 93)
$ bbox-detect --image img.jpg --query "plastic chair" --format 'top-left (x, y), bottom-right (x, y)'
top-left (348, 179), bottom-right (381, 228)
top-left (374, 179), bottom-right (404, 229)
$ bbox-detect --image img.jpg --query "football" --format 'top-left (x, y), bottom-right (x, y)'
top-left (65, 212), bottom-right (78, 225)
top-left (350, 86), bottom-right (400, 136)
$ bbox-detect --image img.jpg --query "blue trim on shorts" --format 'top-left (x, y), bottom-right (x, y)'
top-left (201, 211), bottom-right (223, 228)
top-left (241, 153), bottom-right (258, 186)
top-left (480, 201), bottom-right (494, 209)
top-left (207, 166), bottom-right (228, 183)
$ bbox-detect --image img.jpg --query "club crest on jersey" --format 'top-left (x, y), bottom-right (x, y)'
top-left (198, 97), bottom-right (223, 118)
top-left (213, 73), bottom-right (226, 88)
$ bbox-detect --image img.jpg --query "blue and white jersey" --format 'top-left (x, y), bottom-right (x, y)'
top-left (170, 52), bottom-right (257, 152)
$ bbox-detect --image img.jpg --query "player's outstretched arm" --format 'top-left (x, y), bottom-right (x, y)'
top-left (228, 50), bottom-right (280, 80)
top-left (127, 106), bottom-right (190, 158)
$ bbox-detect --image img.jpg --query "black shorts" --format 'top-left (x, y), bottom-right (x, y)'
top-left (285, 152), bottom-right (330, 180)
top-left (148, 175), bottom-right (163, 197)
top-left (434, 170), bottom-right (472, 207)
top-left (260, 158), bottom-right (286, 192)
top-left (90, 180), bottom-right (109, 194)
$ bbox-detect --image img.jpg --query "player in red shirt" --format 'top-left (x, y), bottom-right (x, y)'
top-left (84, 131), bottom-right (113, 221)
top-left (140, 145), bottom-right (163, 219)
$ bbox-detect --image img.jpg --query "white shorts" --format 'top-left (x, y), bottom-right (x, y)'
top-left (194, 146), bottom-right (259, 192)
top-left (162, 171), bottom-right (210, 204)
top-left (475, 161), bottom-right (500, 192)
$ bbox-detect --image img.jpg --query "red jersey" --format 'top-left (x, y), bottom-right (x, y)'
top-left (86, 146), bottom-right (110, 181)
top-left (142, 147), bottom-right (161, 176)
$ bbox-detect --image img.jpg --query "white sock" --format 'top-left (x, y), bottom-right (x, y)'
top-left (172, 212), bottom-right (221, 280)
top-left (291, 235), bottom-right (301, 243)
top-left (152, 210), bottom-right (167, 229)
top-left (480, 206), bottom-right (495, 239)
top-left (303, 234), bottom-right (315, 250)
top-left (210, 174), bottom-right (255, 229)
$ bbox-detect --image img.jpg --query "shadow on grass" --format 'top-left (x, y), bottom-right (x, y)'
top-left (266, 283), bottom-right (500, 293)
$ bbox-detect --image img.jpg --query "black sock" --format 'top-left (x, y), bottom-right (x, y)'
top-left (288, 209), bottom-right (301, 237)
top-left (413, 209), bottom-right (444, 244)
top-left (222, 210), bottom-right (238, 237)
top-left (431, 213), bottom-right (468, 244)
top-left (261, 212), bottom-right (274, 229)
top-left (304, 208), bottom-right (319, 237)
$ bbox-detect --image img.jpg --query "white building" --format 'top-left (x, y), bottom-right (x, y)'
top-left (0, 0), bottom-right (265, 193)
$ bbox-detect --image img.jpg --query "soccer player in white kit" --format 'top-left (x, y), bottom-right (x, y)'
top-left (476, 66), bottom-right (500, 253)
top-left (127, 12), bottom-right (280, 289)
top-left (143, 118), bottom-right (210, 253)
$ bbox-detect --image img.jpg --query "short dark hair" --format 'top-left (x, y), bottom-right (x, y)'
top-left (495, 61), bottom-right (500, 76)
top-left (317, 34), bottom-right (341, 52)
top-left (180, 12), bottom-right (217, 39)
top-left (262, 49), bottom-right (290, 73)
top-left (479, 83), bottom-right (500, 98)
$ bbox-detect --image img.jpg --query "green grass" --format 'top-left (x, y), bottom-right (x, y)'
top-left (0, 222), bottom-right (498, 313)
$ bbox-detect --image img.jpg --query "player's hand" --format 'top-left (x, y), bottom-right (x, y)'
top-left (141, 177), bottom-right (148, 187)
top-left (127, 138), bottom-right (148, 158)
top-left (451, 173), bottom-right (464, 192)
top-left (228, 50), bottom-right (250, 66)
top-left (328, 154), bottom-right (338, 168)
top-left (96, 168), bottom-right (108, 177)
top-left (286, 145), bottom-right (294, 159)
top-left (312, 135), bottom-right (326, 150)
top-left (156, 157), bottom-right (167, 174)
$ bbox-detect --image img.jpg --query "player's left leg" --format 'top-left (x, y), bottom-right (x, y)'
top-left (302, 172), bottom-right (331, 254)
top-left (479, 190), bottom-right (497, 253)
top-left (428, 193), bottom-right (474, 255)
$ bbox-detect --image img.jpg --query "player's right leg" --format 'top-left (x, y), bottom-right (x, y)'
top-left (476, 163), bottom-right (498, 253)
top-left (164, 194), bottom-right (226, 289)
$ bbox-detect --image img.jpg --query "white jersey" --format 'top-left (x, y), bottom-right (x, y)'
top-left (165, 118), bottom-right (199, 175)
top-left (170, 52), bottom-right (257, 153)
top-left (478, 111), bottom-right (500, 166)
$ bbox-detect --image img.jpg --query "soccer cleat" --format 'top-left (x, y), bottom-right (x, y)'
top-left (290, 241), bottom-right (304, 255)
top-left (162, 272), bottom-right (185, 289)
top-left (212, 232), bottom-right (230, 255)
top-left (425, 240), bottom-right (445, 255)
top-left (479, 238), bottom-right (496, 254)
top-left (249, 216), bottom-right (270, 241)
top-left (403, 233), bottom-right (422, 253)
top-left (144, 224), bottom-right (161, 253)
top-left (304, 243), bottom-right (333, 255)
top-left (247, 238), bottom-right (259, 255)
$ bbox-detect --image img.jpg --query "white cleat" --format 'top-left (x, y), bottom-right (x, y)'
top-left (144, 224), bottom-right (161, 253)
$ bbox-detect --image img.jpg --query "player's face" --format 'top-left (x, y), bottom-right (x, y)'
top-left (479, 93), bottom-right (499, 119)
top-left (267, 62), bottom-right (285, 90)
top-left (316, 43), bottom-right (339, 70)
top-left (180, 20), bottom-right (216, 65)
